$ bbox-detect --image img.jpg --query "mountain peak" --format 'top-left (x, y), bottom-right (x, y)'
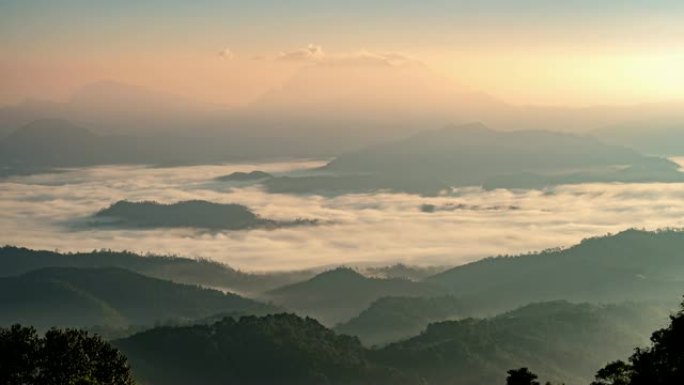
top-left (7, 119), bottom-right (96, 140)
top-left (312, 267), bottom-right (366, 281)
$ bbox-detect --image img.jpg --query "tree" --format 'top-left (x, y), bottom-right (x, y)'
top-left (593, 298), bottom-right (684, 385)
top-left (590, 361), bottom-right (632, 385)
top-left (0, 324), bottom-right (134, 385)
top-left (627, 300), bottom-right (684, 385)
top-left (506, 368), bottom-right (540, 385)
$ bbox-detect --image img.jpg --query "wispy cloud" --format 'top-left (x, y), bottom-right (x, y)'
top-left (276, 44), bottom-right (325, 62)
top-left (218, 48), bottom-right (235, 59)
top-left (329, 51), bottom-right (416, 67)
top-left (273, 45), bottom-right (416, 67)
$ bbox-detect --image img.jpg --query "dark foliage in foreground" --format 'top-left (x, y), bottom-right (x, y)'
top-left (590, 300), bottom-right (684, 385)
top-left (0, 324), bottom-right (134, 385)
top-left (506, 368), bottom-right (540, 385)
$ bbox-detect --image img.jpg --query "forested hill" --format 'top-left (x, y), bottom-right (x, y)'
top-left (0, 267), bottom-right (277, 332)
top-left (116, 301), bottom-right (671, 385)
top-left (263, 267), bottom-right (445, 325)
top-left (92, 200), bottom-right (317, 231)
top-left (370, 301), bottom-right (670, 385)
top-left (0, 246), bottom-right (316, 294)
top-left (425, 229), bottom-right (684, 312)
top-left (116, 313), bottom-right (417, 385)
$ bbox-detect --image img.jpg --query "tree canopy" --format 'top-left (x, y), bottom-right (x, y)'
top-left (506, 368), bottom-right (540, 385)
top-left (592, 300), bottom-right (684, 385)
top-left (0, 324), bottom-right (134, 385)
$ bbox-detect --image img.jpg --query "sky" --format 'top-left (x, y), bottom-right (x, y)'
top-left (2, 0), bottom-right (684, 107)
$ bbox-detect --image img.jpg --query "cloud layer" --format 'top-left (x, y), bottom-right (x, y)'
top-left (2, 160), bottom-right (684, 272)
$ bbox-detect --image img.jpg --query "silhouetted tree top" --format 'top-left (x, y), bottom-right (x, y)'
top-left (593, 298), bottom-right (684, 385)
top-left (506, 368), bottom-right (540, 385)
top-left (0, 324), bottom-right (134, 385)
top-left (591, 361), bottom-right (632, 385)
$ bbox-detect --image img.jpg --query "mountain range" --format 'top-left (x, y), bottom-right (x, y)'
top-left (114, 301), bottom-right (671, 385)
top-left (2, 63), bottom-right (684, 163)
top-left (0, 267), bottom-right (276, 335)
top-left (3, 228), bottom-right (684, 384)
top-left (262, 267), bottom-right (445, 325)
top-left (0, 246), bottom-right (316, 295)
top-left (263, 123), bottom-right (684, 194)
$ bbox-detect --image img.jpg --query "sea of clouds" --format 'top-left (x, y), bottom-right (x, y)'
top-left (2, 159), bottom-right (684, 272)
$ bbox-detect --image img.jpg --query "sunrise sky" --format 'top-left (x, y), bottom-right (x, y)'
top-left (2, 0), bottom-right (684, 107)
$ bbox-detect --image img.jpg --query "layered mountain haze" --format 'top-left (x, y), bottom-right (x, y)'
top-left (0, 246), bottom-right (317, 295)
top-left (264, 123), bottom-right (684, 194)
top-left (112, 301), bottom-right (672, 385)
top-left (0, 81), bottom-right (226, 138)
top-left (116, 313), bottom-right (416, 385)
top-left (593, 119), bottom-right (684, 156)
top-left (262, 267), bottom-right (445, 325)
top-left (5, 2), bottom-right (684, 384)
top-left (241, 60), bottom-right (505, 138)
top-left (370, 301), bottom-right (671, 385)
top-left (0, 266), bottom-right (277, 333)
top-left (0, 119), bottom-right (233, 169)
top-left (2, 64), bottom-right (684, 167)
top-left (426, 229), bottom-right (684, 311)
top-left (335, 296), bottom-right (468, 346)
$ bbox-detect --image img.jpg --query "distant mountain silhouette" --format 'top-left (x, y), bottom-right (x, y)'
top-left (0, 81), bottom-right (222, 137)
top-left (0, 119), bottom-right (228, 169)
top-left (263, 123), bottom-right (683, 194)
top-left (263, 268), bottom-right (445, 325)
top-left (92, 200), bottom-right (317, 230)
top-left (0, 246), bottom-right (317, 295)
top-left (336, 296), bottom-right (466, 346)
top-left (215, 170), bottom-right (273, 182)
top-left (3, 78), bottom-right (684, 162)
top-left (593, 119), bottom-right (684, 156)
top-left (0, 119), bottom-right (111, 167)
top-left (0, 267), bottom-right (277, 333)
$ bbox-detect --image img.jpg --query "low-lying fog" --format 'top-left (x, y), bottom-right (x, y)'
top-left (2, 159), bottom-right (684, 272)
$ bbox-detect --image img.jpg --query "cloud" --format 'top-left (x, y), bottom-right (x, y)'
top-left (276, 44), bottom-right (325, 62)
top-left (329, 51), bottom-right (416, 67)
top-left (2, 162), bottom-right (684, 272)
top-left (273, 45), bottom-right (417, 67)
top-left (218, 48), bottom-right (235, 59)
